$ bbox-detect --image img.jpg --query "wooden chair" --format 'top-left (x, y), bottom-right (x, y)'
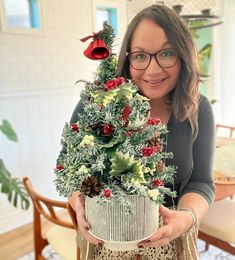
top-left (216, 124), bottom-right (235, 148)
top-left (198, 199), bottom-right (235, 255)
top-left (198, 124), bottom-right (235, 255)
top-left (23, 177), bottom-right (80, 260)
top-left (216, 124), bottom-right (235, 138)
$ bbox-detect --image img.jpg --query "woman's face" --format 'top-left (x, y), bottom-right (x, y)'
top-left (129, 19), bottom-right (181, 101)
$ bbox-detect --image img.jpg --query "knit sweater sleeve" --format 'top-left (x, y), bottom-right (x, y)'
top-left (181, 96), bottom-right (216, 205)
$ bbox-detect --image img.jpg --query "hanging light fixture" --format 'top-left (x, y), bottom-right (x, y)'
top-left (156, 0), bottom-right (224, 29)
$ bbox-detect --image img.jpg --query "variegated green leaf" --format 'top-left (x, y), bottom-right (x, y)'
top-left (91, 88), bottom-right (119, 106)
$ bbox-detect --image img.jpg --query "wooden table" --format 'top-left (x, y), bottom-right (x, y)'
top-left (215, 183), bottom-right (235, 201)
top-left (214, 137), bottom-right (235, 201)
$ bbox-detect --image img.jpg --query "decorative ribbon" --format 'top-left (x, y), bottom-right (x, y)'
top-left (80, 32), bottom-right (99, 42)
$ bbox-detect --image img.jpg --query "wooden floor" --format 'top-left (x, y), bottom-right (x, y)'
top-left (0, 210), bottom-right (67, 260)
top-left (0, 222), bottom-right (34, 260)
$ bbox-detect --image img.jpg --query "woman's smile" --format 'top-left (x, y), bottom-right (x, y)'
top-left (143, 78), bottom-right (167, 87)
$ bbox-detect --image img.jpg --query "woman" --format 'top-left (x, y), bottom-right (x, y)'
top-left (69, 4), bottom-right (215, 260)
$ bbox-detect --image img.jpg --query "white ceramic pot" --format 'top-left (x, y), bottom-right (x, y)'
top-left (85, 195), bottom-right (159, 251)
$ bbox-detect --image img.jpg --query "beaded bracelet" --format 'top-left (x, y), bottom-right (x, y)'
top-left (178, 207), bottom-right (199, 236)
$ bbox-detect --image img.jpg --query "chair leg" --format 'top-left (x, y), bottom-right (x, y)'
top-left (33, 207), bottom-right (48, 260)
top-left (205, 242), bottom-right (210, 251)
top-left (77, 246), bottom-right (80, 260)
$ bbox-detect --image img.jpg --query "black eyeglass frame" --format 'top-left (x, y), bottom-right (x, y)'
top-left (126, 48), bottom-right (178, 70)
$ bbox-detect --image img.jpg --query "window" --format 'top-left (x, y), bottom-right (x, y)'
top-left (0, 0), bottom-right (43, 34)
top-left (96, 7), bottom-right (117, 34)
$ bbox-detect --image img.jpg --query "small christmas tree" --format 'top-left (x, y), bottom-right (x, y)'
top-left (55, 24), bottom-right (176, 207)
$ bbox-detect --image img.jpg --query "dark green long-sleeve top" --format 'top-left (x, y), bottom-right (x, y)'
top-left (69, 94), bottom-right (215, 206)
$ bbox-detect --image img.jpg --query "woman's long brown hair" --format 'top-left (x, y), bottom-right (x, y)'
top-left (117, 5), bottom-right (200, 138)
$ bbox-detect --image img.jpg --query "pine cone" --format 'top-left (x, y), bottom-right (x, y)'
top-left (80, 176), bottom-right (103, 197)
top-left (148, 137), bottom-right (163, 147)
top-left (156, 160), bottom-right (165, 172)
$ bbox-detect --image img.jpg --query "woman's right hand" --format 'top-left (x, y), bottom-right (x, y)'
top-left (69, 192), bottom-right (104, 246)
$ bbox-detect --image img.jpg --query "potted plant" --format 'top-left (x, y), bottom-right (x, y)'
top-left (55, 24), bottom-right (176, 251)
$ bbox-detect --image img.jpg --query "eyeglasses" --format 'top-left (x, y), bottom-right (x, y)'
top-left (126, 48), bottom-right (178, 70)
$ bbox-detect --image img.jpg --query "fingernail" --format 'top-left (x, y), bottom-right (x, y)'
top-left (138, 245), bottom-right (143, 248)
top-left (98, 242), bottom-right (103, 248)
top-left (84, 226), bottom-right (89, 231)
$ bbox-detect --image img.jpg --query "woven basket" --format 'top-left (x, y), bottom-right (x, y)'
top-left (85, 195), bottom-right (159, 251)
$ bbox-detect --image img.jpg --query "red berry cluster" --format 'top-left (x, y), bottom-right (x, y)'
top-left (151, 179), bottom-right (164, 187)
top-left (103, 124), bottom-right (115, 136)
top-left (147, 118), bottom-right (161, 125)
top-left (142, 147), bottom-right (156, 156)
top-left (142, 145), bottom-right (162, 156)
top-left (70, 123), bottom-right (80, 132)
top-left (56, 165), bottom-right (64, 171)
top-left (103, 188), bottom-right (111, 198)
top-left (104, 77), bottom-right (125, 92)
top-left (122, 105), bottom-right (132, 122)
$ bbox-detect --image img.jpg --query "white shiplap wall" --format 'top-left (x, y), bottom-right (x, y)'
top-left (0, 0), bottom-right (127, 233)
top-left (0, 87), bottom-right (81, 233)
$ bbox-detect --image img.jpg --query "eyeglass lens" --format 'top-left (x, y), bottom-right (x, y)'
top-left (127, 49), bottom-right (177, 70)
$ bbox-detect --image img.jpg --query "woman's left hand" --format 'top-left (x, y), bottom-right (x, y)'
top-left (138, 205), bottom-right (193, 248)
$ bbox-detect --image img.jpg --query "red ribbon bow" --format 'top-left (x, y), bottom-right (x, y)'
top-left (80, 32), bottom-right (99, 42)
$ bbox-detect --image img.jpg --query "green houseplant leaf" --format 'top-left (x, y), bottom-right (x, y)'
top-left (0, 119), bottom-right (18, 142)
top-left (0, 159), bottom-right (29, 209)
top-left (0, 120), bottom-right (30, 209)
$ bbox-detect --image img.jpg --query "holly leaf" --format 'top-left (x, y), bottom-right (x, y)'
top-left (99, 132), bottom-right (125, 149)
top-left (116, 84), bottom-right (136, 102)
top-left (131, 161), bottom-right (146, 184)
top-left (126, 111), bottom-right (148, 130)
top-left (110, 152), bottom-right (136, 176)
top-left (110, 152), bottom-right (144, 181)
top-left (90, 89), bottom-right (105, 104)
top-left (91, 88), bottom-right (119, 106)
top-left (99, 137), bottom-right (120, 148)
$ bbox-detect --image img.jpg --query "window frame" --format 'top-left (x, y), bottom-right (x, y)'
top-left (96, 7), bottom-right (117, 34)
top-left (0, 0), bottom-right (44, 35)
top-left (92, 0), bottom-right (119, 35)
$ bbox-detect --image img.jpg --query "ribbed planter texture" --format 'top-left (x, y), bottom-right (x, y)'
top-left (85, 195), bottom-right (159, 251)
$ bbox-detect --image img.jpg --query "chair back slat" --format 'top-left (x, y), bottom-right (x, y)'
top-left (23, 176), bottom-right (81, 259)
top-left (46, 205), bottom-right (57, 219)
top-left (23, 177), bottom-right (77, 229)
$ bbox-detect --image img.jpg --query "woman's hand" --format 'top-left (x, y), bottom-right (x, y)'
top-left (69, 193), bottom-right (104, 246)
top-left (138, 205), bottom-right (193, 248)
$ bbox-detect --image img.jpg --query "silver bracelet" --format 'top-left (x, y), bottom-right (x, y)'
top-left (178, 207), bottom-right (199, 236)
